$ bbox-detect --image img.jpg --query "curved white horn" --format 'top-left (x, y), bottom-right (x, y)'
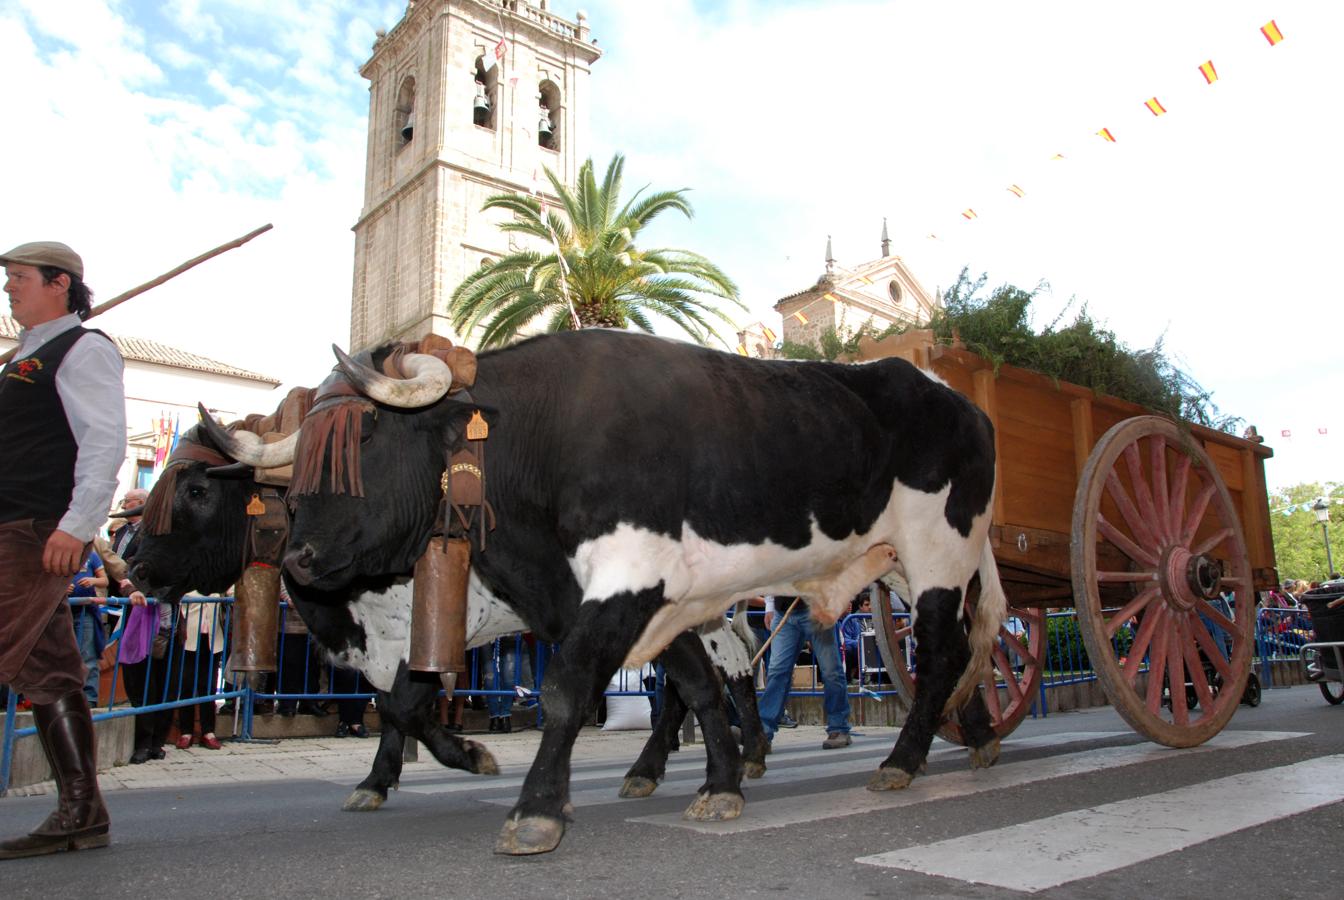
top-left (196, 403), bottom-right (299, 468)
top-left (333, 344), bottom-right (454, 408)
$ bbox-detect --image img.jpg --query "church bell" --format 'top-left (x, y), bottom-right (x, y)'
top-left (400, 111), bottom-right (415, 142)
top-left (473, 81), bottom-right (491, 126)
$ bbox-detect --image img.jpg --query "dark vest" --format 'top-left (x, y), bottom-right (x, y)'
top-left (0, 324), bottom-right (106, 525)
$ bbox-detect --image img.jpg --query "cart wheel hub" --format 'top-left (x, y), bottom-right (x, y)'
top-left (1161, 545), bottom-right (1222, 610)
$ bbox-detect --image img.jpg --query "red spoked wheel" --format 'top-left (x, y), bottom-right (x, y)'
top-left (873, 582), bottom-right (1044, 744)
top-left (1071, 416), bottom-right (1253, 747)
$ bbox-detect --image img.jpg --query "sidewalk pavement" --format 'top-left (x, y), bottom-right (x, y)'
top-left (4, 723), bottom-right (881, 799)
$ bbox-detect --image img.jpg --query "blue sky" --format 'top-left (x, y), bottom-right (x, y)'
top-left (3, 1), bottom-right (1340, 491)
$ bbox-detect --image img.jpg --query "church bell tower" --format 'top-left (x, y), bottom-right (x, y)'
top-left (349, 1), bottom-right (601, 350)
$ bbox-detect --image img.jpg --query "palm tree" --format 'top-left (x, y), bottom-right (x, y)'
top-left (449, 154), bottom-right (744, 348)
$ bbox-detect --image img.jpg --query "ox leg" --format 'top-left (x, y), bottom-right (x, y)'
top-left (496, 588), bottom-right (666, 856)
top-left (725, 672), bottom-right (768, 779)
top-left (871, 587), bottom-right (966, 791)
top-left (619, 673), bottom-right (688, 798)
top-left (952, 662), bottom-right (1000, 771)
top-left (659, 633), bottom-right (745, 823)
top-left (344, 679), bottom-right (499, 812)
top-left (344, 707), bottom-right (408, 812)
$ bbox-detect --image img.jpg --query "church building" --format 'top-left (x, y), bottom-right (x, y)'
top-left (349, 0), bottom-right (601, 351)
top-left (738, 221), bottom-right (938, 359)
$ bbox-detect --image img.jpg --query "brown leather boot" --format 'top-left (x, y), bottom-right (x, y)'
top-left (0, 691), bottom-right (110, 859)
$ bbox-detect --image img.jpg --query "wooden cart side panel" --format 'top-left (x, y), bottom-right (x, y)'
top-left (993, 378), bottom-right (1078, 535)
top-left (885, 340), bottom-right (1276, 584)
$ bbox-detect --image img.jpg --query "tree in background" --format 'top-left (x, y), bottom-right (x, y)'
top-left (450, 154), bottom-right (743, 348)
top-left (1270, 482), bottom-right (1344, 581)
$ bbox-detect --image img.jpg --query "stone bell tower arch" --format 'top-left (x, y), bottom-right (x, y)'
top-left (349, 1), bottom-right (601, 351)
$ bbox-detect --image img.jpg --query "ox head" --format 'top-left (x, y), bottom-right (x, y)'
top-left (126, 422), bottom-right (263, 602)
top-left (282, 344), bottom-right (489, 591)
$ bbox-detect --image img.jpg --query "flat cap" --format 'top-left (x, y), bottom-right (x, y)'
top-left (0, 241), bottom-right (83, 280)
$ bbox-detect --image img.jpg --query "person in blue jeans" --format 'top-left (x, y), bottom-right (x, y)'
top-left (756, 595), bottom-right (851, 749)
top-left (488, 634), bottom-right (532, 733)
top-left (67, 548), bottom-right (107, 706)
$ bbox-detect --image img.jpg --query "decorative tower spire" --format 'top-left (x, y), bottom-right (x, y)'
top-left (881, 218), bottom-right (890, 258)
top-left (825, 234), bottom-right (835, 275)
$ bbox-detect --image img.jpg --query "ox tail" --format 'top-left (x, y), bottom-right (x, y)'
top-left (730, 599), bottom-right (759, 658)
top-left (943, 538), bottom-right (1008, 715)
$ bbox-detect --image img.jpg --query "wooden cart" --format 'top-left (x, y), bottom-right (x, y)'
top-left (852, 331), bottom-right (1276, 748)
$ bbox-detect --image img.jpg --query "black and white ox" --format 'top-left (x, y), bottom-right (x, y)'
top-left (275, 329), bottom-right (1006, 855)
top-left (131, 414), bottom-right (767, 812)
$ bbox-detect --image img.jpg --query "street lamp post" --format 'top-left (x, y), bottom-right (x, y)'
top-left (1313, 498), bottom-right (1335, 578)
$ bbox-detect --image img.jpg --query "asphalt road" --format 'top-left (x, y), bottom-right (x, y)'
top-left (2, 685), bottom-right (1342, 899)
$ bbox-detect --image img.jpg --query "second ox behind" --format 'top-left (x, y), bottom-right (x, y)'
top-left (258, 328), bottom-right (1006, 855)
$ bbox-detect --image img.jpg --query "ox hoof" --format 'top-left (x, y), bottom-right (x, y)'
top-left (620, 776), bottom-right (659, 799)
top-left (969, 738), bottom-right (1000, 770)
top-left (341, 789), bottom-right (386, 812)
top-left (494, 815), bottom-right (565, 856)
top-left (683, 791), bottom-right (744, 822)
top-left (867, 766), bottom-right (915, 792)
top-left (744, 761), bottom-right (766, 780)
top-left (467, 741), bottom-right (500, 776)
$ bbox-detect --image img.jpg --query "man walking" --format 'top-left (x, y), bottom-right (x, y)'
top-left (0, 241), bottom-right (126, 858)
top-left (757, 595), bottom-right (852, 750)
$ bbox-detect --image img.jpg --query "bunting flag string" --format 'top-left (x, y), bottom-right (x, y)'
top-left (925, 18), bottom-right (1287, 241)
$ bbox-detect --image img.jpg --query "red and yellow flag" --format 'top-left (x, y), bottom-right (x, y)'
top-left (1097, 128), bottom-right (1116, 142)
top-left (1145, 97), bottom-right (1167, 116)
top-left (736, 343), bottom-right (748, 356)
top-left (1006, 185), bottom-right (1025, 198)
top-left (761, 326), bottom-right (777, 344)
top-left (1261, 20), bottom-right (1284, 46)
top-left (961, 209), bottom-right (977, 220)
top-left (1199, 60), bottom-right (1218, 84)
top-left (792, 310), bottom-right (808, 324)
top-left (857, 275), bottom-right (873, 285)
top-left (822, 292), bottom-right (838, 303)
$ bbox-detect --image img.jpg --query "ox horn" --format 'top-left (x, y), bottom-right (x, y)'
top-left (333, 344), bottom-right (454, 408)
top-left (196, 403), bottom-right (299, 468)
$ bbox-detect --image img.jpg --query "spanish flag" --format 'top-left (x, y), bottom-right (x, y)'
top-left (736, 343), bottom-right (748, 356)
top-left (1261, 20), bottom-right (1283, 46)
top-left (792, 310), bottom-right (808, 324)
top-left (761, 326), bottom-right (777, 344)
top-left (1145, 97), bottom-right (1167, 117)
top-left (1006, 185), bottom-right (1025, 198)
top-left (1097, 128), bottom-right (1116, 142)
top-left (1199, 60), bottom-right (1218, 84)
top-left (961, 209), bottom-right (977, 220)
top-left (822, 293), bottom-right (838, 303)
top-left (857, 275), bottom-right (873, 285)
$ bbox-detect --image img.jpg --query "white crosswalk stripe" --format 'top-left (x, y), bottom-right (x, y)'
top-left (857, 754), bottom-right (1344, 892)
top-left (393, 729), bottom-right (1126, 800)
top-left (477, 730), bottom-right (1130, 808)
top-left (626, 730), bottom-right (1307, 833)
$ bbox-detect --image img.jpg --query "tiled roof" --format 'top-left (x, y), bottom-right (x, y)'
top-left (0, 316), bottom-right (279, 385)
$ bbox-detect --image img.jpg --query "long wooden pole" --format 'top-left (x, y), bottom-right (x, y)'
top-left (1, 223), bottom-right (273, 364)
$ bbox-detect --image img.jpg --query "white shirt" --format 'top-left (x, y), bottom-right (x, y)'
top-left (11, 313), bottom-right (126, 542)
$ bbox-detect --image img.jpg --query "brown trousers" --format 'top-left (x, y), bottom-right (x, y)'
top-left (0, 519), bottom-right (87, 704)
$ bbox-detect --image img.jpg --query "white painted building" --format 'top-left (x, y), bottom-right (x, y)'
top-left (2, 316), bottom-right (281, 504)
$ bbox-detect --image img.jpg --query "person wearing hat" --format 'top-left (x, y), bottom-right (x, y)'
top-left (0, 241), bottom-right (126, 859)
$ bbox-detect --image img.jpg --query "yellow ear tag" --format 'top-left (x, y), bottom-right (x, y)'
top-left (466, 410), bottom-right (489, 441)
top-left (246, 494), bottom-right (266, 516)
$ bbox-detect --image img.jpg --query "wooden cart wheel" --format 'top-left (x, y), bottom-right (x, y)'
top-left (1072, 415), bottom-right (1254, 747)
top-left (873, 582), bottom-right (1045, 744)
